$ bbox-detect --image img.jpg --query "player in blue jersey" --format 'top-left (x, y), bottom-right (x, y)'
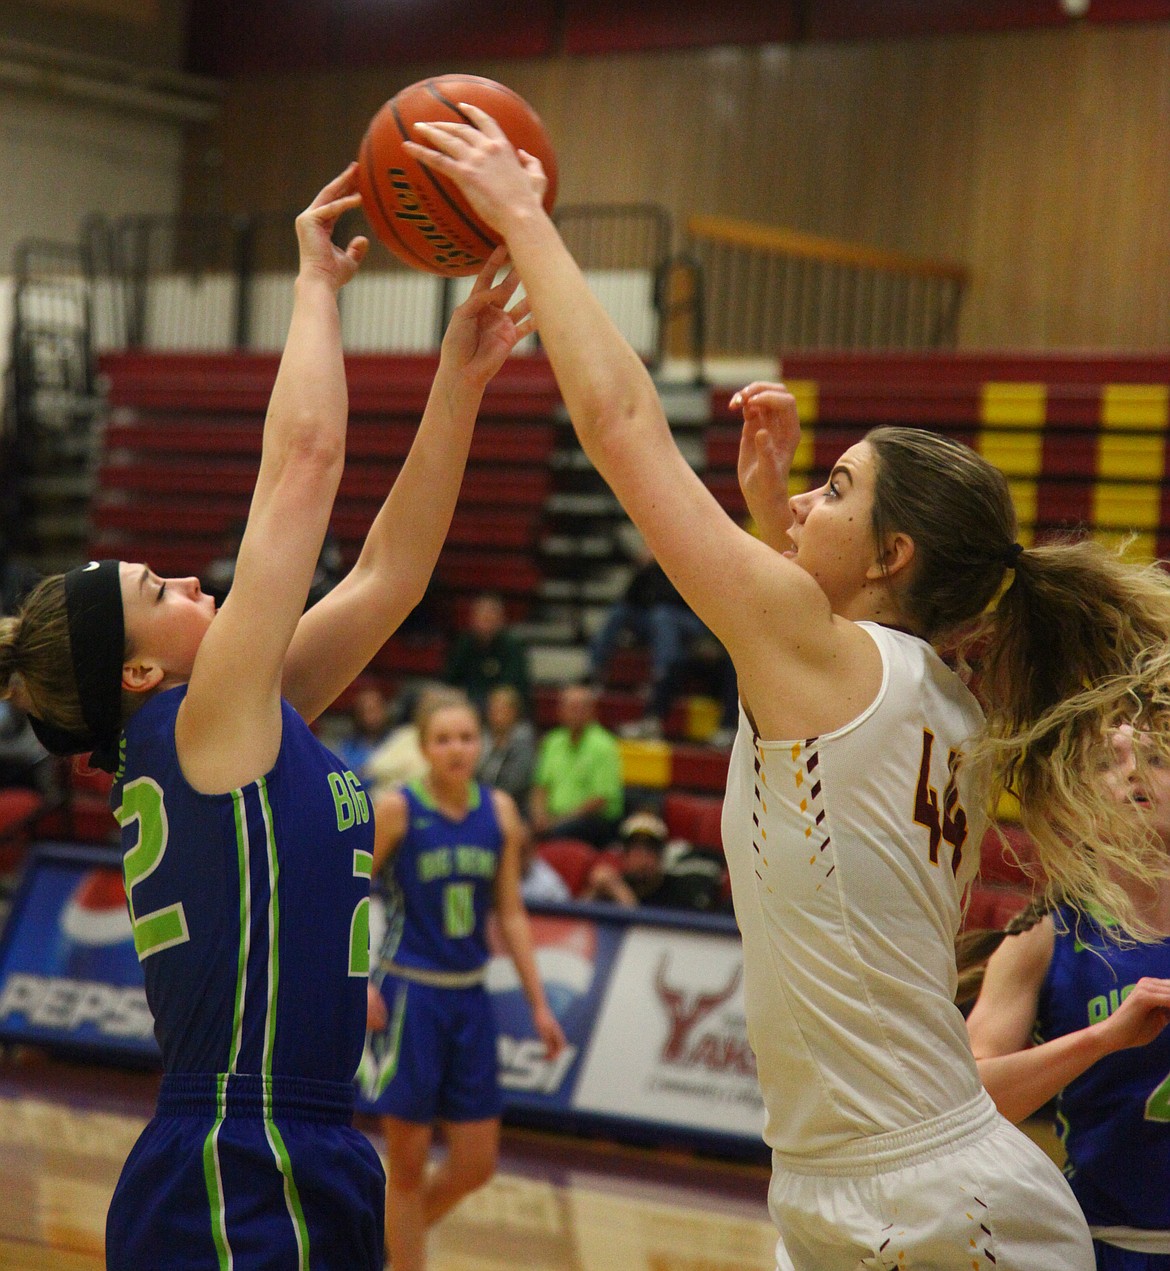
top-left (968, 723), bottom-right (1170, 1269)
top-left (359, 687), bottom-right (565, 1271)
top-left (0, 163), bottom-right (537, 1270)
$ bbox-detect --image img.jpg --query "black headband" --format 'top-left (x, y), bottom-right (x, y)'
top-left (27, 559), bottom-right (125, 772)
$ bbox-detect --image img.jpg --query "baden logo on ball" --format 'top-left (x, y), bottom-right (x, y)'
top-left (357, 74), bottom-right (559, 277)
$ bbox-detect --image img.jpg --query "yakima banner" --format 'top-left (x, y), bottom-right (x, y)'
top-left (570, 925), bottom-right (764, 1138)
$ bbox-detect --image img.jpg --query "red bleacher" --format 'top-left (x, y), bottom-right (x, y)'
top-left (77, 348), bottom-right (1160, 938)
top-left (705, 351), bottom-right (1170, 556)
top-left (93, 352), bottom-right (562, 677)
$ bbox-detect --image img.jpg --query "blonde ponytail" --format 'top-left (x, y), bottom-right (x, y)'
top-left (963, 539), bottom-right (1170, 940)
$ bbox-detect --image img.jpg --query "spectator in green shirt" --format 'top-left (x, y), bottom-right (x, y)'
top-left (443, 592), bottom-right (531, 711)
top-left (530, 683), bottom-right (623, 848)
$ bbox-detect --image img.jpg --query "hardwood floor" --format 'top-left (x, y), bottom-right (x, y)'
top-left (0, 1049), bottom-right (777, 1270)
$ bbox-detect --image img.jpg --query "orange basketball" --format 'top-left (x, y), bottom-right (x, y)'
top-left (356, 74), bottom-right (558, 277)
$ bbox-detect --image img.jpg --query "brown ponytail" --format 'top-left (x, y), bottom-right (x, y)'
top-left (0, 575), bottom-right (87, 734)
top-left (965, 539), bottom-right (1170, 940)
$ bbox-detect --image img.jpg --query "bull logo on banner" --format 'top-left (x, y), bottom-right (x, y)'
top-left (654, 953), bottom-right (743, 1064)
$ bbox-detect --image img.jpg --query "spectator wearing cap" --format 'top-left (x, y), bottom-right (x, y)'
top-left (581, 810), bottom-right (725, 912)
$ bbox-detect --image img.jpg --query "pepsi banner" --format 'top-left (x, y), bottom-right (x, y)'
top-left (0, 843), bottom-right (157, 1060)
top-left (486, 911), bottom-right (623, 1110)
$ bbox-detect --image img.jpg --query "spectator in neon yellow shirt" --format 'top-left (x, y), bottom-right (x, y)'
top-left (529, 684), bottom-right (623, 848)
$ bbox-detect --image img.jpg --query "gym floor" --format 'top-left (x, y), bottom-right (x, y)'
top-left (0, 1048), bottom-right (780, 1270)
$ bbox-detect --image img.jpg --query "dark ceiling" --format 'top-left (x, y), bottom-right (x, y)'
top-left (184, 0), bottom-right (1170, 78)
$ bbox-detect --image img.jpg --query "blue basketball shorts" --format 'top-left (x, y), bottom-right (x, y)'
top-left (358, 974), bottom-right (503, 1123)
top-left (106, 1072), bottom-right (385, 1271)
top-left (1094, 1242), bottom-right (1170, 1271)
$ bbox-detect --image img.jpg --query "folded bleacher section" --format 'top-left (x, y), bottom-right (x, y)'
top-left (63, 347), bottom-right (1170, 929)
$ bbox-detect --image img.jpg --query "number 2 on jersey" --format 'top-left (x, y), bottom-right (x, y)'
top-left (913, 729), bottom-right (968, 874)
top-left (116, 776), bottom-right (191, 960)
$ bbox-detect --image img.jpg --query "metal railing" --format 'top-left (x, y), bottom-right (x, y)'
top-left (76, 202), bottom-right (682, 366)
top-left (6, 238), bottom-right (97, 470)
top-left (687, 214), bottom-right (969, 354)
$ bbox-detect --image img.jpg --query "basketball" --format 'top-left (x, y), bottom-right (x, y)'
top-left (356, 74), bottom-right (559, 277)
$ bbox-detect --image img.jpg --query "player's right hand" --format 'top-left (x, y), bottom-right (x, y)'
top-left (295, 163), bottom-right (368, 291)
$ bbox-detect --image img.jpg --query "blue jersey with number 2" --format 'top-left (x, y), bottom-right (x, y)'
top-left (106, 686), bottom-right (384, 1271)
top-left (112, 685), bottom-right (375, 1078)
top-left (1036, 905), bottom-right (1170, 1230)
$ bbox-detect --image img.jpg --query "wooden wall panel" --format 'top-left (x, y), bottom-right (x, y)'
top-left (806, 0), bottom-right (1069, 41)
top-left (182, 23), bottom-right (1170, 350)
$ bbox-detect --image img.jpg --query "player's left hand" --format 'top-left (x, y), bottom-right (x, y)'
top-left (405, 104), bottom-right (547, 238)
top-left (735, 383), bottom-right (801, 511)
top-left (533, 1003), bottom-right (567, 1060)
top-left (440, 246), bottom-right (535, 387)
top-left (1099, 976), bottom-right (1170, 1052)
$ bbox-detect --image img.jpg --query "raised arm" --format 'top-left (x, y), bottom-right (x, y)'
top-left (282, 248), bottom-right (533, 721)
top-left (177, 166), bottom-right (367, 792)
top-left (406, 111), bottom-right (877, 741)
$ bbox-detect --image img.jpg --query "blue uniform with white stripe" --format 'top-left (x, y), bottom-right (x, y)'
top-left (105, 686), bottom-right (385, 1271)
top-left (1036, 905), bottom-right (1170, 1270)
top-left (359, 781), bottom-right (503, 1122)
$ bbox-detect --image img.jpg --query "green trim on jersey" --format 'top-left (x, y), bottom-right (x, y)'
top-left (228, 789), bottom-right (252, 1072)
top-left (202, 1076), bottom-right (231, 1271)
top-left (201, 778), bottom-right (313, 1270)
top-left (407, 779), bottom-right (482, 815)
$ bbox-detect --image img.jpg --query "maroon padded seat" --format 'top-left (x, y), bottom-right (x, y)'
top-left (962, 883), bottom-right (1031, 933)
top-left (979, 823), bottom-right (1043, 889)
top-left (536, 838), bottom-right (598, 898)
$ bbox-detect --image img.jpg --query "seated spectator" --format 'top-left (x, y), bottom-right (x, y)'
top-left (581, 810), bottom-right (725, 913)
top-left (0, 699), bottom-right (57, 799)
top-left (477, 684), bottom-right (537, 806)
top-left (520, 831), bottom-right (572, 906)
top-left (529, 684), bottom-right (623, 849)
top-left (331, 681), bottom-right (393, 785)
top-left (443, 592), bottom-right (530, 710)
top-left (589, 537), bottom-right (736, 745)
top-left (365, 682), bottom-right (440, 797)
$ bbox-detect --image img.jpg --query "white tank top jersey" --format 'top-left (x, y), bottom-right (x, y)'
top-left (722, 621), bottom-right (991, 1161)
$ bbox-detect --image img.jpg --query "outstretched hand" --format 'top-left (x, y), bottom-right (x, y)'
top-left (440, 246), bottom-right (536, 388)
top-left (404, 103), bottom-right (547, 239)
top-left (1098, 976), bottom-right (1170, 1054)
top-left (734, 382), bottom-right (802, 551)
top-left (295, 162), bottom-right (369, 291)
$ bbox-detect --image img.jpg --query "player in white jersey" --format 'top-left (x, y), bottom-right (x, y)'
top-left (410, 108), bottom-right (1170, 1270)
